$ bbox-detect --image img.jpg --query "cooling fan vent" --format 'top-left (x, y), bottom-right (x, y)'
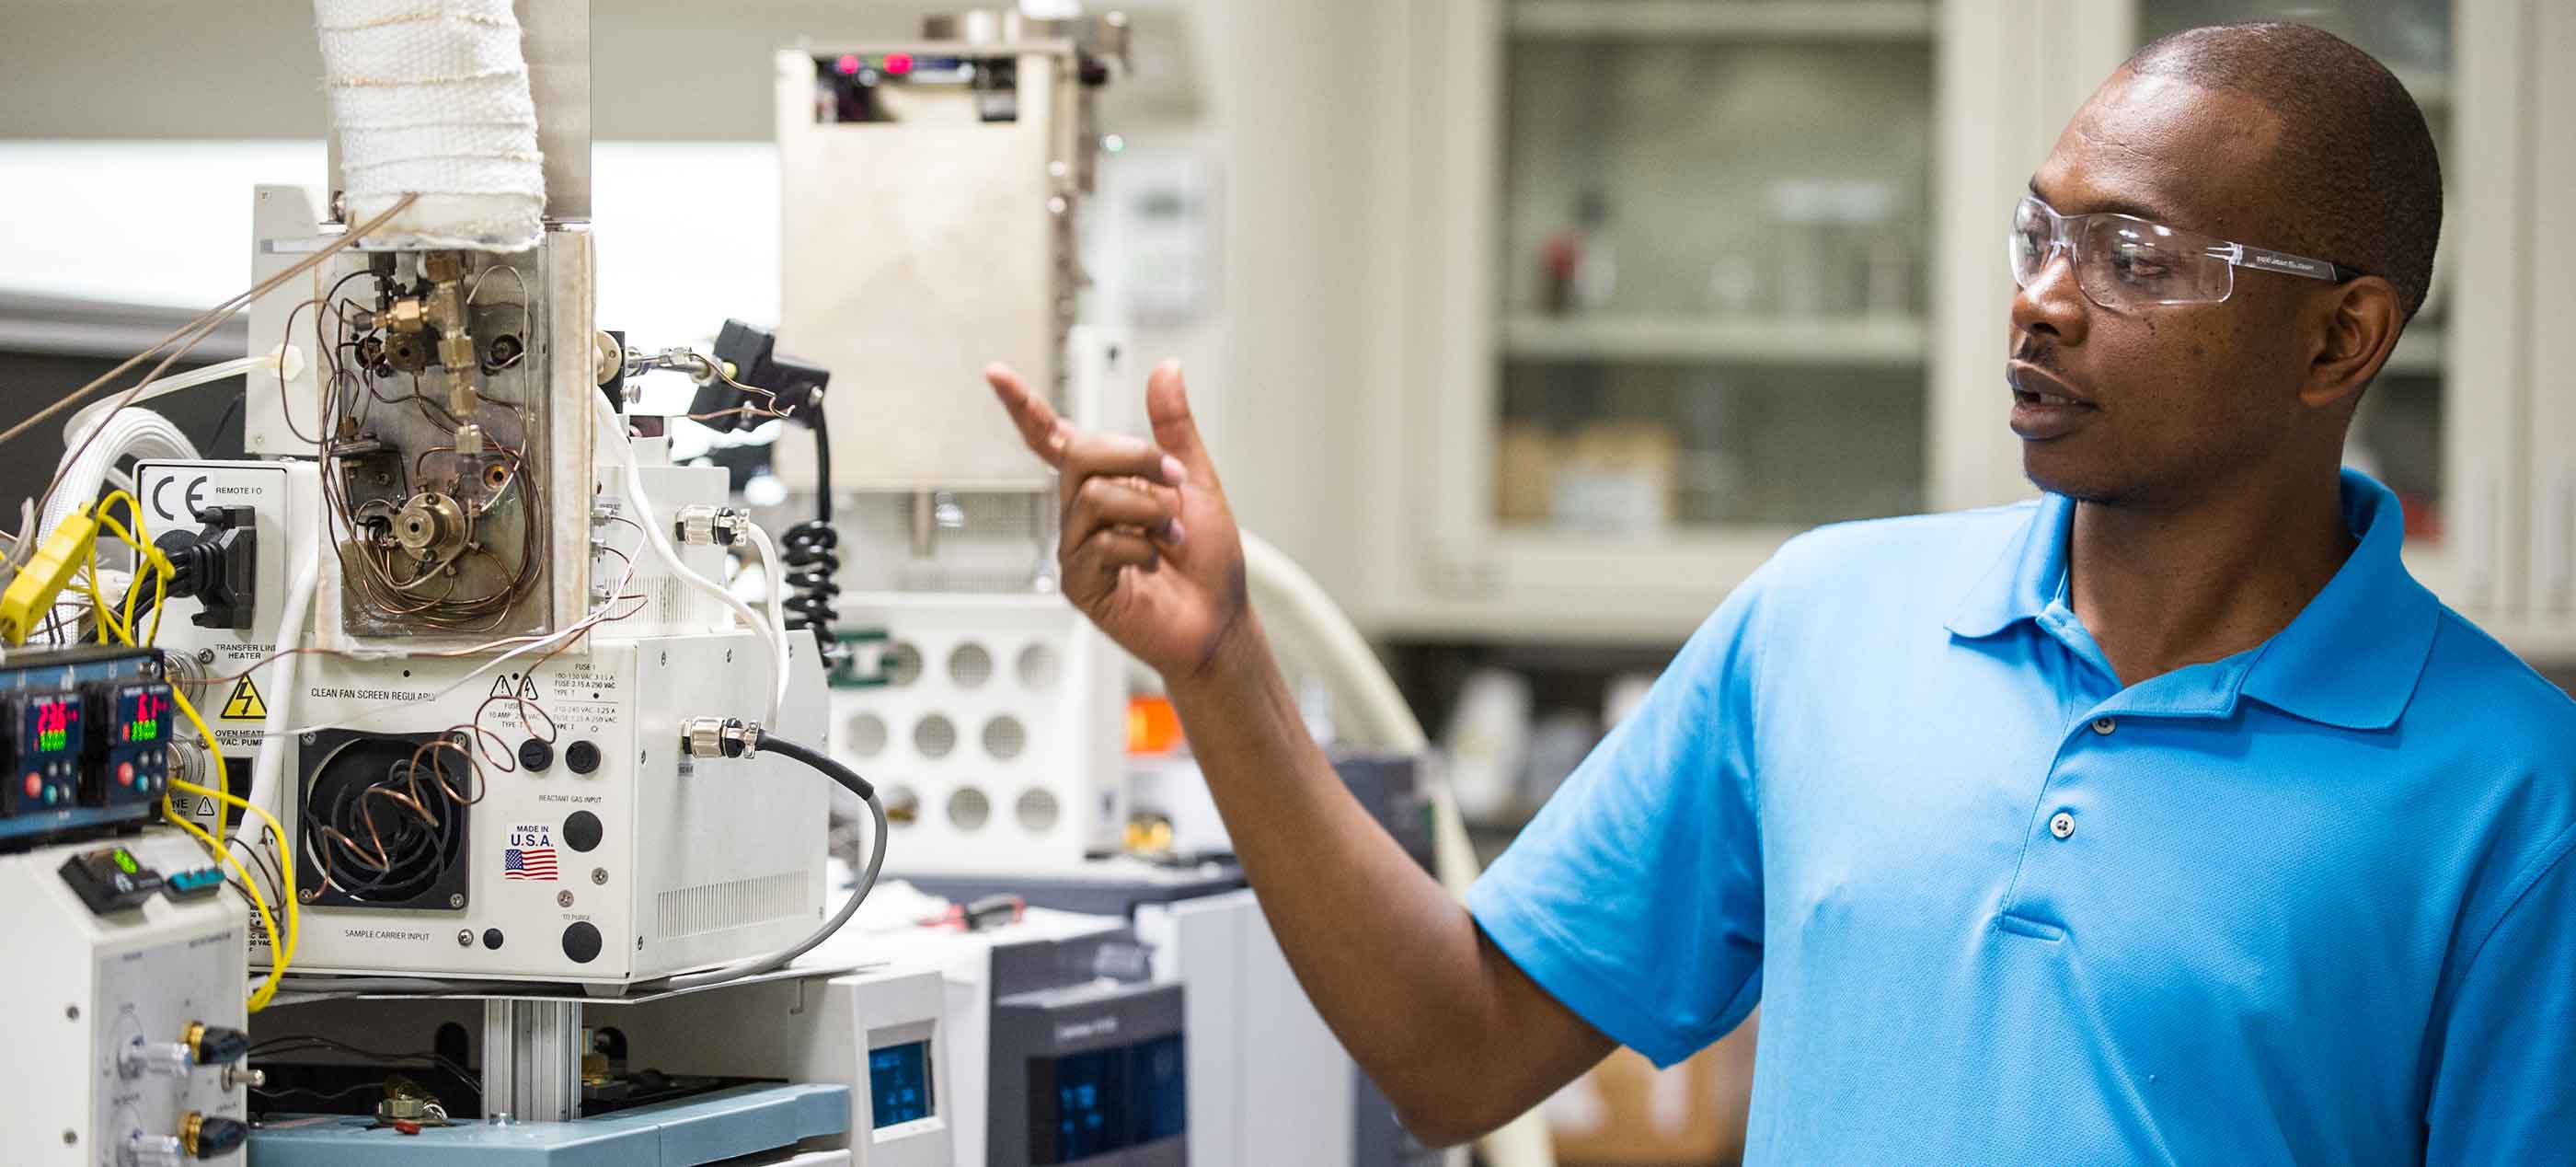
top-left (294, 729), bottom-right (474, 911)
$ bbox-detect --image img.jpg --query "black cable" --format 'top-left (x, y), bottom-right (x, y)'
top-left (251, 1080), bottom-right (398, 1104)
top-left (811, 407), bottom-right (831, 526)
top-left (207, 394), bottom-right (245, 456)
top-left (247, 1035), bottom-right (482, 1092)
top-left (780, 410), bottom-right (840, 654)
top-left (753, 728), bottom-right (873, 803)
top-left (652, 730), bottom-right (880, 992)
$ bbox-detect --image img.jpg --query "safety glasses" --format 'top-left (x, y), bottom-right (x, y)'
top-left (2009, 194), bottom-right (2345, 310)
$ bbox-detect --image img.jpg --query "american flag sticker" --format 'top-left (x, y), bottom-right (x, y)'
top-left (504, 825), bottom-right (558, 881)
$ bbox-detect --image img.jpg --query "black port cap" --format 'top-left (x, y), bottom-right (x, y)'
top-left (483, 928), bottom-right (504, 950)
top-left (562, 920), bottom-right (603, 964)
top-left (562, 810), bottom-right (603, 853)
top-left (565, 740), bottom-right (601, 775)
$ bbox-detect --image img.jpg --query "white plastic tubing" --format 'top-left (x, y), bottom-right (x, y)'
top-left (312, 0), bottom-right (546, 250)
top-left (1238, 530), bottom-right (1558, 1167)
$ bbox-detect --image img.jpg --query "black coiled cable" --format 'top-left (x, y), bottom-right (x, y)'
top-left (780, 410), bottom-right (840, 655)
top-left (780, 520), bottom-right (840, 650)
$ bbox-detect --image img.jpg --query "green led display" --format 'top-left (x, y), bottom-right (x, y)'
top-left (112, 849), bottom-right (137, 875)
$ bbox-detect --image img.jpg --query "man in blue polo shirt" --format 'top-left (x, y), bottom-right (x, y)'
top-left (983, 20), bottom-right (2575, 1164)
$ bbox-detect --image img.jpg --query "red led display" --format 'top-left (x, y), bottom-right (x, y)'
top-left (22, 694), bottom-right (76, 756)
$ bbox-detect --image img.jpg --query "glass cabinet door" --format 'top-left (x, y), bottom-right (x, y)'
top-left (2135, 0), bottom-right (2455, 549)
top-left (1493, 3), bottom-right (1938, 537)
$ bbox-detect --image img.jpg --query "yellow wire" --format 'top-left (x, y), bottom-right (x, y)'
top-left (82, 543), bottom-right (109, 644)
top-left (91, 493), bottom-right (173, 647)
top-left (166, 658), bottom-right (229, 852)
top-left (173, 775), bottom-right (298, 1009)
top-left (92, 532), bottom-right (298, 1008)
top-left (159, 797), bottom-right (282, 1013)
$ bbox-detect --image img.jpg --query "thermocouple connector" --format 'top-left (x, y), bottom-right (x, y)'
top-left (672, 504), bottom-right (750, 547)
top-left (679, 717), bottom-right (762, 760)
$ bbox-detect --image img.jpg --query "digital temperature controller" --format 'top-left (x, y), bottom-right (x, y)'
top-left (84, 681), bottom-right (171, 808)
top-left (3, 690), bottom-right (81, 815)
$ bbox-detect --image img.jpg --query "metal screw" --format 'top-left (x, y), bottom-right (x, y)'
top-left (195, 649), bottom-right (215, 664)
top-left (557, 891), bottom-right (574, 907)
top-left (1047, 195), bottom-right (1069, 215)
top-left (65, 1004), bottom-right (79, 1022)
top-left (447, 893), bottom-right (466, 908)
top-left (301, 733), bottom-right (318, 745)
top-left (456, 930), bottom-right (474, 947)
top-left (299, 888), bottom-right (319, 904)
top-left (1048, 159), bottom-right (1070, 179)
top-left (63, 1130), bottom-right (75, 1146)
top-left (591, 868), bottom-right (606, 884)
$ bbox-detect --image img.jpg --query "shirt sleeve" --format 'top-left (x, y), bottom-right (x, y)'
top-left (2424, 832), bottom-right (2576, 1165)
top-left (1464, 561), bottom-right (1774, 1069)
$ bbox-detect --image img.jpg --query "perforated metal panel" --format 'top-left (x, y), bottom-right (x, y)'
top-left (832, 593), bottom-right (1125, 874)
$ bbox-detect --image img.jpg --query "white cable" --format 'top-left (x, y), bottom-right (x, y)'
top-left (743, 523), bottom-right (793, 718)
top-left (58, 347), bottom-right (300, 450)
top-left (1238, 528), bottom-right (1553, 1167)
top-left (1240, 529), bottom-right (1427, 753)
top-left (264, 523), bottom-right (650, 738)
top-left (40, 408), bottom-right (202, 550)
top-left (592, 393), bottom-right (786, 724)
top-left (241, 554), bottom-right (319, 848)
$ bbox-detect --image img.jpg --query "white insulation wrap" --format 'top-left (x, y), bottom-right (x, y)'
top-left (314, 0), bottom-right (546, 250)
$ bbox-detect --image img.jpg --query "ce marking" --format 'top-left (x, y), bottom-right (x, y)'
top-left (151, 474), bottom-right (209, 523)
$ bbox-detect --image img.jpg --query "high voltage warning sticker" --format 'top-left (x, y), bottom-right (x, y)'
top-left (220, 676), bottom-right (268, 721)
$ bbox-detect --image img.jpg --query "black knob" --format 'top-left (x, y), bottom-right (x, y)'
top-left (518, 737), bottom-right (554, 772)
top-left (189, 1023), bottom-right (250, 1066)
top-left (186, 1113), bottom-right (249, 1158)
top-left (562, 920), bottom-right (602, 964)
top-left (562, 810), bottom-right (603, 853)
top-left (482, 928), bottom-right (504, 950)
top-left (565, 739), bottom-right (601, 775)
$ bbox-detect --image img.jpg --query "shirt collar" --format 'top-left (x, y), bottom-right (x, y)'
top-left (1945, 468), bottom-right (2441, 731)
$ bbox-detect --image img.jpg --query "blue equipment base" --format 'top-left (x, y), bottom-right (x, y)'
top-left (248, 1082), bottom-right (848, 1167)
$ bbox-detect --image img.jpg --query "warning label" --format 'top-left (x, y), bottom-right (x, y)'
top-left (220, 676), bottom-right (268, 720)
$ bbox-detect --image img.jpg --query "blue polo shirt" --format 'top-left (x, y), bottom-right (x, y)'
top-left (1468, 469), bottom-right (2576, 1163)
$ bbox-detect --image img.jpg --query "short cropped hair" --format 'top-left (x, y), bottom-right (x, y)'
top-left (2127, 22), bottom-right (2443, 321)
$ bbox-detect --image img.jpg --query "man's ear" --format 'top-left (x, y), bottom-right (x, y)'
top-left (2301, 275), bottom-right (2403, 410)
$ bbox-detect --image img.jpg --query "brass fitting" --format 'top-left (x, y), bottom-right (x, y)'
top-left (422, 250), bottom-right (479, 421)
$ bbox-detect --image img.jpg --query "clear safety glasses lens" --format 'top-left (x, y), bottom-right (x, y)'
top-left (2008, 197), bottom-right (2237, 309)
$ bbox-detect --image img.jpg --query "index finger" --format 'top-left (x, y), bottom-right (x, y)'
top-left (985, 363), bottom-right (1068, 468)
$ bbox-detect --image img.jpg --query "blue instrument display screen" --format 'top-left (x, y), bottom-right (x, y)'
top-left (868, 1040), bottom-right (935, 1127)
top-left (1029, 1033), bottom-right (1186, 1163)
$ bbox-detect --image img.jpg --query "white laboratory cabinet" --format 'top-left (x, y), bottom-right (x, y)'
top-left (1354, 0), bottom-right (2576, 665)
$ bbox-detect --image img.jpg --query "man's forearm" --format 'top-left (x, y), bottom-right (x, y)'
top-left (1166, 616), bottom-right (1600, 1141)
